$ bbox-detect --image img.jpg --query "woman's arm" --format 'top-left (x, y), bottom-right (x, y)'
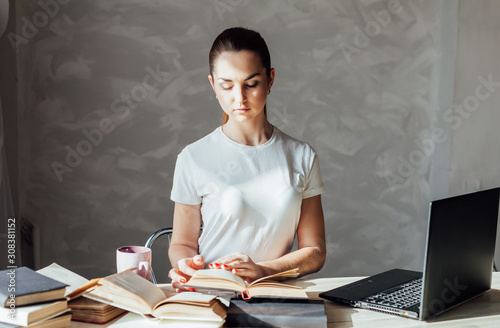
top-left (259, 194), bottom-right (326, 276)
top-left (213, 194), bottom-right (326, 281)
top-left (168, 202), bottom-right (204, 291)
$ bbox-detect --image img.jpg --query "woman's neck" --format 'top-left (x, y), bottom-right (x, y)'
top-left (222, 119), bottom-right (274, 146)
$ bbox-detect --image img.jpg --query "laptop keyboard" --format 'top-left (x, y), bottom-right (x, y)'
top-left (363, 278), bottom-right (422, 309)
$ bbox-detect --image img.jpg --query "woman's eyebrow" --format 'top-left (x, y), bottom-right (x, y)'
top-left (217, 73), bottom-right (261, 82)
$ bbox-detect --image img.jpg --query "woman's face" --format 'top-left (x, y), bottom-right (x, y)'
top-left (209, 50), bottom-right (274, 124)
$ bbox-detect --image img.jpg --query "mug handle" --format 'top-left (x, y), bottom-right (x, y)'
top-left (138, 261), bottom-right (151, 278)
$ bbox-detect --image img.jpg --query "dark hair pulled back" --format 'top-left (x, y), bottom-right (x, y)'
top-left (209, 27), bottom-right (272, 124)
top-left (209, 27), bottom-right (271, 78)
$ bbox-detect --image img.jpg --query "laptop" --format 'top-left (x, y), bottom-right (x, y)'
top-left (319, 187), bottom-right (500, 320)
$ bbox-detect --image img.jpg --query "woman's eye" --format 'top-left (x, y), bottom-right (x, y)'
top-left (246, 81), bottom-right (259, 88)
top-left (220, 83), bottom-right (232, 90)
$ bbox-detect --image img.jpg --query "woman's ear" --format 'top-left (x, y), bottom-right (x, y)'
top-left (268, 68), bottom-right (275, 90)
top-left (208, 74), bottom-right (215, 92)
top-left (208, 74), bottom-right (218, 100)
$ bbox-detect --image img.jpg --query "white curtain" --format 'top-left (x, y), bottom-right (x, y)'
top-left (1, 0), bottom-right (14, 221)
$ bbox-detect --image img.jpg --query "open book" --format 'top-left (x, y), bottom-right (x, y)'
top-left (37, 263), bottom-right (89, 298)
top-left (37, 263), bottom-right (126, 324)
top-left (84, 270), bottom-right (226, 323)
top-left (185, 268), bottom-right (308, 300)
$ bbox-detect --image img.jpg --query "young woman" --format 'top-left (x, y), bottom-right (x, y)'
top-left (168, 27), bottom-right (326, 292)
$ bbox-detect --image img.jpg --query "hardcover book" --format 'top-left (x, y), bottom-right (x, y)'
top-left (0, 267), bottom-right (67, 307)
top-left (0, 300), bottom-right (68, 327)
top-left (0, 312), bottom-right (71, 328)
top-left (68, 297), bottom-right (126, 324)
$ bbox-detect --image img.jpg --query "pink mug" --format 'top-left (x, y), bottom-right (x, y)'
top-left (116, 246), bottom-right (152, 280)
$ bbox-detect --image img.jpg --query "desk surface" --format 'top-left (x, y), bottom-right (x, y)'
top-left (71, 272), bottom-right (500, 328)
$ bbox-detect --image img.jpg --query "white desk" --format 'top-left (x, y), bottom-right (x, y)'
top-left (288, 272), bottom-right (500, 328)
top-left (71, 272), bottom-right (500, 328)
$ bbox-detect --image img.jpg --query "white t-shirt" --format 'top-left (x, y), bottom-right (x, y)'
top-left (170, 126), bottom-right (326, 265)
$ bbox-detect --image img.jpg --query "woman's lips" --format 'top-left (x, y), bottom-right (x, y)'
top-left (234, 108), bottom-right (249, 113)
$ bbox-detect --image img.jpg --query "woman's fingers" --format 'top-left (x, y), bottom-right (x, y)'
top-left (192, 255), bottom-right (205, 269)
top-left (209, 252), bottom-right (249, 268)
top-left (168, 267), bottom-right (189, 284)
top-left (169, 256), bottom-right (205, 293)
top-left (229, 266), bottom-right (264, 283)
top-left (208, 253), bottom-right (266, 282)
top-left (169, 269), bottom-right (196, 292)
top-left (177, 257), bottom-right (203, 277)
top-left (172, 283), bottom-right (196, 293)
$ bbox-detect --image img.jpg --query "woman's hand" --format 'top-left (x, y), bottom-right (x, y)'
top-left (209, 252), bottom-right (266, 283)
top-left (169, 255), bottom-right (204, 292)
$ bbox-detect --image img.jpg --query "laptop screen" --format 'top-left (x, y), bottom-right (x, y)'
top-left (420, 187), bottom-right (500, 319)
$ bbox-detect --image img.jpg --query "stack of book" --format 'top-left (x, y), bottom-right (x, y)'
top-left (36, 263), bottom-right (126, 324)
top-left (0, 267), bottom-right (71, 328)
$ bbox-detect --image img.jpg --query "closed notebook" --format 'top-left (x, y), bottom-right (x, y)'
top-left (0, 267), bottom-right (67, 307)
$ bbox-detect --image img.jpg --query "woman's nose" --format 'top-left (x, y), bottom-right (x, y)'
top-left (233, 86), bottom-right (245, 104)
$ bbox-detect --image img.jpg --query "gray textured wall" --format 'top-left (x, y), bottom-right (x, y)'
top-left (450, 0), bottom-right (500, 268)
top-left (12, 0), bottom-right (500, 281)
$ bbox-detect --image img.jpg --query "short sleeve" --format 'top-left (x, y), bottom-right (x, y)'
top-left (302, 149), bottom-right (326, 199)
top-left (170, 149), bottom-right (202, 205)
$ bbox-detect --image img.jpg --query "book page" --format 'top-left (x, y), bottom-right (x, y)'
top-left (100, 270), bottom-right (166, 312)
top-left (87, 284), bottom-right (152, 314)
top-left (159, 284), bottom-right (177, 299)
top-left (37, 262), bottom-right (89, 296)
top-left (69, 296), bottom-right (114, 310)
top-left (152, 303), bottom-right (226, 322)
top-left (152, 293), bottom-right (226, 322)
top-left (153, 292), bottom-right (218, 310)
top-left (248, 283), bottom-right (308, 298)
top-left (109, 312), bottom-right (224, 327)
top-left (249, 268), bottom-right (300, 287)
top-left (188, 269), bottom-right (246, 288)
top-left (250, 281), bottom-right (303, 289)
